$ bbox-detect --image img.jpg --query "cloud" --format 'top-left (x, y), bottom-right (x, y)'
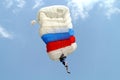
top-left (3, 0), bottom-right (26, 13)
top-left (16, 0), bottom-right (26, 8)
top-left (32, 0), bottom-right (44, 9)
top-left (3, 0), bottom-right (14, 8)
top-left (66, 0), bottom-right (120, 20)
top-left (100, 0), bottom-right (120, 19)
top-left (3, 0), bottom-right (44, 13)
top-left (0, 25), bottom-right (13, 39)
top-left (66, 0), bottom-right (99, 20)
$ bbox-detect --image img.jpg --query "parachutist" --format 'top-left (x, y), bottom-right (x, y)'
top-left (59, 54), bottom-right (71, 74)
top-left (36, 5), bottom-right (77, 74)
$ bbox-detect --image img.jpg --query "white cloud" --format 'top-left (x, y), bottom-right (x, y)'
top-left (3, 0), bottom-right (14, 8)
top-left (32, 0), bottom-right (44, 9)
top-left (66, 0), bottom-right (120, 20)
top-left (16, 0), bottom-right (26, 8)
top-left (3, 0), bottom-right (44, 13)
top-left (66, 0), bottom-right (100, 20)
top-left (100, 0), bottom-right (120, 19)
top-left (3, 0), bottom-right (26, 13)
top-left (0, 25), bottom-right (13, 39)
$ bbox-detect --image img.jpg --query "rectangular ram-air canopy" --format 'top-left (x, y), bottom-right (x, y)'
top-left (38, 5), bottom-right (77, 60)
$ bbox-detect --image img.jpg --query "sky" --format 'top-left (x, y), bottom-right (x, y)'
top-left (0, 0), bottom-right (120, 80)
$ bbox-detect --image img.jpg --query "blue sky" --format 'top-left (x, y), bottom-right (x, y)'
top-left (0, 0), bottom-right (120, 80)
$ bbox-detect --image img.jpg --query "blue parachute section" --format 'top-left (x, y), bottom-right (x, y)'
top-left (41, 29), bottom-right (74, 44)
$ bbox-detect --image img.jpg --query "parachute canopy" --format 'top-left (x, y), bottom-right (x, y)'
top-left (37, 5), bottom-right (77, 60)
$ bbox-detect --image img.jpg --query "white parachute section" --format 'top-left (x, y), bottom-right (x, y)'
top-left (37, 5), bottom-right (77, 60)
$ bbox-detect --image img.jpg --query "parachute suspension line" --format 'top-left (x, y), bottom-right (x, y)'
top-left (59, 53), bottom-right (71, 74)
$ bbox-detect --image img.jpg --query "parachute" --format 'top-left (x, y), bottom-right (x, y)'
top-left (37, 5), bottom-right (77, 61)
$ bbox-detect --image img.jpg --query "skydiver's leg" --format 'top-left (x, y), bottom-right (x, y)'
top-left (61, 61), bottom-right (70, 74)
top-left (65, 62), bottom-right (71, 74)
top-left (62, 61), bottom-right (65, 65)
top-left (60, 60), bottom-right (70, 73)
